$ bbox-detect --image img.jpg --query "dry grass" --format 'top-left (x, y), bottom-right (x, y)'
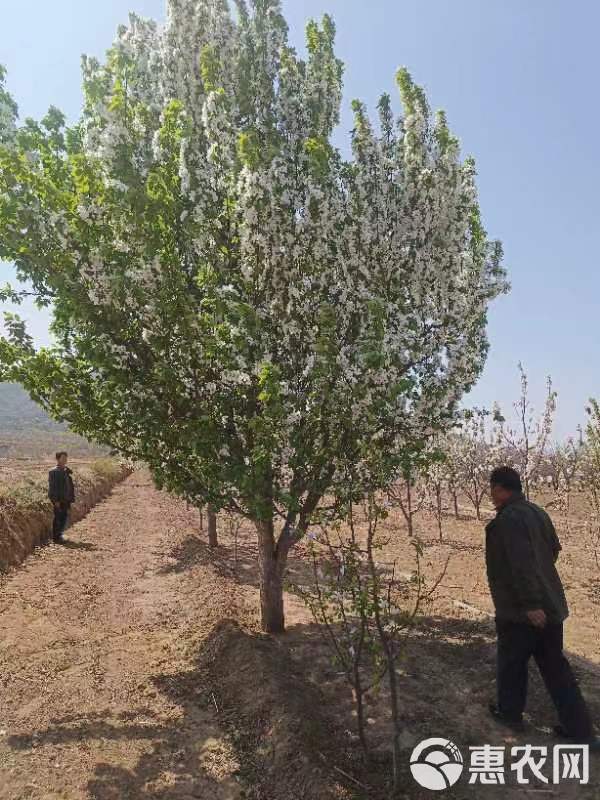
top-left (0, 456), bottom-right (132, 571)
top-left (0, 458), bottom-right (124, 512)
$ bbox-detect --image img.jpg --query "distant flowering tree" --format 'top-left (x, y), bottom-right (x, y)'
top-left (442, 433), bottom-right (464, 519)
top-left (425, 454), bottom-right (446, 540)
top-left (582, 402), bottom-right (600, 520)
top-left (0, 0), bottom-right (506, 632)
top-left (450, 408), bottom-right (501, 520)
top-left (494, 364), bottom-right (557, 499)
top-left (546, 431), bottom-right (584, 532)
top-left (580, 403), bottom-right (600, 566)
top-left (387, 446), bottom-right (430, 538)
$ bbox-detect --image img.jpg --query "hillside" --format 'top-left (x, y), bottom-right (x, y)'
top-left (0, 382), bottom-right (58, 432)
top-left (0, 382), bottom-right (107, 458)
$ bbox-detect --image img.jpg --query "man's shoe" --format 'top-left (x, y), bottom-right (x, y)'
top-left (554, 725), bottom-right (600, 751)
top-left (554, 724), bottom-right (569, 739)
top-left (489, 703), bottom-right (525, 732)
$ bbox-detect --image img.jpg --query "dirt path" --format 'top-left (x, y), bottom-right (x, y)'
top-left (280, 506), bottom-right (600, 798)
top-left (0, 471), bottom-right (244, 800)
top-left (3, 476), bottom-right (600, 799)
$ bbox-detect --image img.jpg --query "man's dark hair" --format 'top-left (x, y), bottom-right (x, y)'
top-left (490, 466), bottom-right (522, 493)
top-left (55, 451), bottom-right (68, 461)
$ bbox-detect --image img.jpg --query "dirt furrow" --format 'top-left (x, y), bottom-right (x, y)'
top-left (0, 471), bottom-right (243, 800)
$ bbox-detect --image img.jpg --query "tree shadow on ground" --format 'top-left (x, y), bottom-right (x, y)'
top-left (6, 604), bottom-right (600, 799)
top-left (7, 709), bottom-right (164, 751)
top-left (157, 533), bottom-right (315, 588)
top-left (8, 514), bottom-right (599, 800)
top-left (5, 619), bottom-right (347, 800)
top-left (5, 640), bottom-right (243, 799)
top-left (284, 612), bottom-right (600, 798)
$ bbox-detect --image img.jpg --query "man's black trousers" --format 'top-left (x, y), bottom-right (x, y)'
top-left (52, 502), bottom-right (70, 541)
top-left (496, 619), bottom-right (593, 738)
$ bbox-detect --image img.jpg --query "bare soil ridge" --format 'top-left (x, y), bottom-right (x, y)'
top-left (0, 471), bottom-right (348, 800)
top-left (0, 461), bottom-right (132, 572)
top-left (0, 471), bottom-right (244, 800)
top-left (3, 472), bottom-right (600, 798)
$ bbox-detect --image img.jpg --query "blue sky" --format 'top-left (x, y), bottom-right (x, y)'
top-left (1, 0), bottom-right (598, 438)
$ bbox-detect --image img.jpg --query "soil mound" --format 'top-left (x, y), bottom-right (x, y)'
top-left (0, 462), bottom-right (131, 571)
top-left (205, 620), bottom-right (354, 800)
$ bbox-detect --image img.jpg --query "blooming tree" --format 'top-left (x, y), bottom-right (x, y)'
top-left (582, 402), bottom-right (600, 522)
top-left (0, 0), bottom-right (506, 632)
top-left (386, 445), bottom-right (430, 537)
top-left (495, 364), bottom-right (557, 499)
top-left (546, 431), bottom-right (584, 531)
top-left (424, 453), bottom-right (447, 540)
top-left (449, 408), bottom-right (501, 520)
top-left (578, 402), bottom-right (600, 566)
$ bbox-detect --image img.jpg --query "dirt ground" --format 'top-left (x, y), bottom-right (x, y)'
top-left (0, 471), bottom-right (250, 800)
top-left (2, 475), bottom-right (600, 799)
top-left (199, 496), bottom-right (600, 799)
top-left (283, 498), bottom-right (600, 799)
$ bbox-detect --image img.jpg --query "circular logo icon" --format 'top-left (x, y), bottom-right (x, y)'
top-left (410, 737), bottom-right (464, 791)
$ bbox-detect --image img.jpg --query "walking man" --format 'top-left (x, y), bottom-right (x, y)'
top-left (485, 466), bottom-right (597, 745)
top-left (48, 451), bottom-right (75, 544)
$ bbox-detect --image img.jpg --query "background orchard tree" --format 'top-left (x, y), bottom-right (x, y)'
top-left (582, 402), bottom-right (600, 556)
top-left (425, 457), bottom-right (446, 540)
top-left (495, 364), bottom-right (557, 499)
top-left (386, 447), bottom-right (430, 538)
top-left (443, 432), bottom-right (464, 519)
top-left (546, 430), bottom-right (584, 532)
top-left (452, 408), bottom-right (500, 520)
top-left (422, 439), bottom-right (453, 539)
top-left (0, 0), bottom-right (507, 633)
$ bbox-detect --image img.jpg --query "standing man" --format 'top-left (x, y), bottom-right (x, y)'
top-left (485, 466), bottom-right (597, 745)
top-left (48, 451), bottom-right (75, 544)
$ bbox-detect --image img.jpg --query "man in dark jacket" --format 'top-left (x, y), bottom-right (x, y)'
top-left (48, 451), bottom-right (75, 543)
top-left (486, 466), bottom-right (596, 743)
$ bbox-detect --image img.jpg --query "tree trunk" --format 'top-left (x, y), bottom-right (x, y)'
top-left (436, 485), bottom-right (443, 541)
top-left (256, 519), bottom-right (286, 633)
top-left (452, 491), bottom-right (459, 519)
top-left (207, 505), bottom-right (218, 548)
top-left (402, 479), bottom-right (414, 537)
top-left (473, 484), bottom-right (481, 521)
top-left (353, 681), bottom-right (369, 754)
top-left (367, 534), bottom-right (401, 792)
top-left (386, 645), bottom-right (402, 794)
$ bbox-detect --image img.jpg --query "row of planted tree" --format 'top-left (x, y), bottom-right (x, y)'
top-left (395, 364), bottom-right (600, 540)
top-left (204, 363), bottom-right (600, 545)
top-left (193, 363), bottom-right (600, 792)
top-left (308, 366), bottom-right (600, 793)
